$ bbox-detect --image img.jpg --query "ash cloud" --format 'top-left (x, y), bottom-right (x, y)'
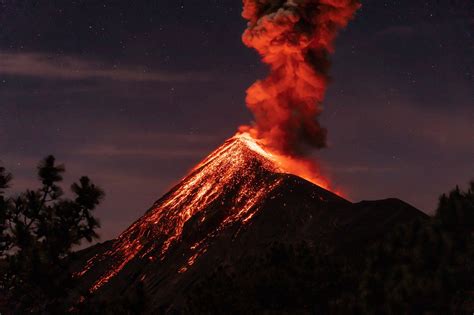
top-left (240, 0), bottom-right (361, 155)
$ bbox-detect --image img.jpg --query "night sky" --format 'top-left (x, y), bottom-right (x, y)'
top-left (1, 0), bottom-right (473, 241)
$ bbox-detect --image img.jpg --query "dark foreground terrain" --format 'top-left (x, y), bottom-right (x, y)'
top-left (3, 136), bottom-right (473, 314)
top-left (69, 136), bottom-right (433, 313)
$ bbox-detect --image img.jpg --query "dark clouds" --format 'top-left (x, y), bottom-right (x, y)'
top-left (0, 0), bottom-right (473, 240)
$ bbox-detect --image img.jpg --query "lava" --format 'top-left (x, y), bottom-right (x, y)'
top-left (77, 133), bottom-right (300, 292)
top-left (236, 132), bottom-right (331, 190)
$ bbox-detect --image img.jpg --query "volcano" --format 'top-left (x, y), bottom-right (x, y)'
top-left (71, 134), bottom-right (426, 312)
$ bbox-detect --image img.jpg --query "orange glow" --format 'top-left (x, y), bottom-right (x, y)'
top-left (241, 0), bottom-right (360, 154)
top-left (236, 132), bottom-right (331, 190)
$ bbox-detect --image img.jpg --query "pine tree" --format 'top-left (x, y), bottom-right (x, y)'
top-left (0, 156), bottom-right (104, 313)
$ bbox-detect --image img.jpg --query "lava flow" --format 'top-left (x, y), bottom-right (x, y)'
top-left (77, 133), bottom-right (331, 292)
top-left (237, 132), bottom-right (331, 189)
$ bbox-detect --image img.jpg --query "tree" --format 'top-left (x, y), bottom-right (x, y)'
top-left (0, 156), bottom-right (104, 313)
top-left (436, 181), bottom-right (474, 233)
top-left (358, 180), bottom-right (474, 314)
top-left (185, 241), bottom-right (355, 314)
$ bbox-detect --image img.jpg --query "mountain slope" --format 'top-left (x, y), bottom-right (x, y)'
top-left (71, 134), bottom-right (427, 312)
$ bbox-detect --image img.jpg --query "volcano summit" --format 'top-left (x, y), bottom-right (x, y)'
top-left (71, 134), bottom-right (426, 313)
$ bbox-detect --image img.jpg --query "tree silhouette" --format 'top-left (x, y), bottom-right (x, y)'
top-left (0, 156), bottom-right (104, 313)
top-left (358, 180), bottom-right (474, 314)
top-left (186, 181), bottom-right (474, 314)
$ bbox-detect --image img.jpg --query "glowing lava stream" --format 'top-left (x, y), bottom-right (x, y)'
top-left (236, 132), bottom-right (331, 190)
top-left (76, 133), bottom-right (332, 292)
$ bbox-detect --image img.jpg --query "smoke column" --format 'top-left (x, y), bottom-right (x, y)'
top-left (241, 0), bottom-right (361, 155)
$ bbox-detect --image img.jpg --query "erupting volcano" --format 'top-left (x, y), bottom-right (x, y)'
top-left (68, 1), bottom-right (428, 312)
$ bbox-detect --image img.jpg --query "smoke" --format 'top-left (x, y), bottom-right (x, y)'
top-left (241, 0), bottom-right (361, 155)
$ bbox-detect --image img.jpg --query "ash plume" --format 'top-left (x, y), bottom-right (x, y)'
top-left (241, 0), bottom-right (361, 155)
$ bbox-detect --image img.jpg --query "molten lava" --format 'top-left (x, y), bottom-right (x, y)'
top-left (237, 132), bottom-right (331, 189)
top-left (77, 133), bottom-right (332, 292)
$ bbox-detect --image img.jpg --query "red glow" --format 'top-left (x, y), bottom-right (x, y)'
top-left (241, 0), bottom-right (361, 154)
top-left (240, 0), bottom-right (360, 191)
top-left (237, 132), bottom-right (332, 190)
top-left (240, 0), bottom-right (360, 200)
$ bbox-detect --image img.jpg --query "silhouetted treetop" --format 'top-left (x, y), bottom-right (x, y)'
top-left (0, 155), bottom-right (105, 313)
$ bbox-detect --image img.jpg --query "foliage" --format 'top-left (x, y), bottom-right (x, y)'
top-left (186, 181), bottom-right (474, 314)
top-left (0, 156), bottom-right (104, 313)
top-left (1, 154), bottom-right (472, 314)
top-left (358, 181), bottom-right (474, 314)
top-left (186, 241), bottom-right (357, 313)
top-left (73, 281), bottom-right (148, 315)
